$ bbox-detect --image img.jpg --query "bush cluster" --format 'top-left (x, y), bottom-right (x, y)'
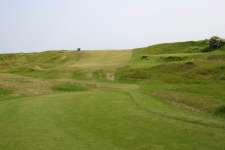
top-left (208, 36), bottom-right (225, 49)
top-left (202, 36), bottom-right (225, 52)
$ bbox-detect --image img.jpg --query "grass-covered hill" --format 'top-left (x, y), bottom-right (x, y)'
top-left (0, 40), bottom-right (225, 150)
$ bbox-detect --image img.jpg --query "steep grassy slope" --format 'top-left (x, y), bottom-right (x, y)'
top-left (0, 41), bottom-right (225, 150)
top-left (117, 41), bottom-right (225, 116)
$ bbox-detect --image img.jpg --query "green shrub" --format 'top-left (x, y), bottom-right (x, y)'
top-left (141, 55), bottom-right (149, 60)
top-left (214, 105), bottom-right (225, 117)
top-left (209, 36), bottom-right (225, 49)
top-left (201, 36), bottom-right (225, 52)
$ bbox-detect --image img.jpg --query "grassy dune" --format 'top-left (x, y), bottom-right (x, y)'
top-left (0, 41), bottom-right (225, 150)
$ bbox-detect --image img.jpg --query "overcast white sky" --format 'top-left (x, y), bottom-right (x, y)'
top-left (0, 0), bottom-right (225, 53)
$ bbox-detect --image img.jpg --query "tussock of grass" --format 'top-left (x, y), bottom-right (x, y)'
top-left (72, 70), bottom-right (87, 80)
top-left (161, 56), bottom-right (187, 62)
top-left (53, 83), bottom-right (88, 92)
top-left (0, 87), bottom-right (13, 96)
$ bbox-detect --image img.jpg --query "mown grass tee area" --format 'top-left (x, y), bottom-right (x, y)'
top-left (0, 41), bottom-right (225, 150)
